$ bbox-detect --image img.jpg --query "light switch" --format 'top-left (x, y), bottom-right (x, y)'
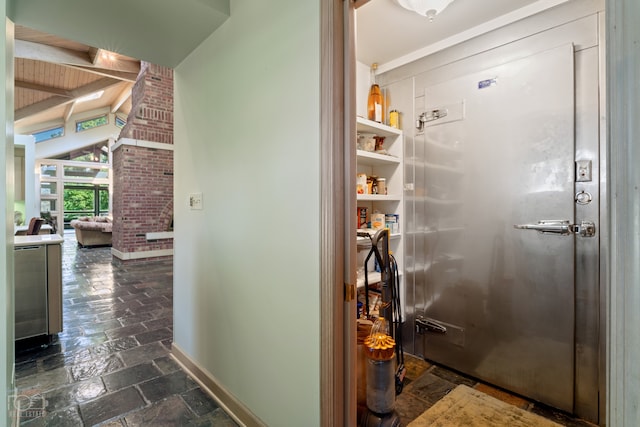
top-left (576, 160), bottom-right (592, 182)
top-left (189, 193), bottom-right (203, 210)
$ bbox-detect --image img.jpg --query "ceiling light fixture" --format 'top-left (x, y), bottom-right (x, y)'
top-left (395, 0), bottom-right (455, 21)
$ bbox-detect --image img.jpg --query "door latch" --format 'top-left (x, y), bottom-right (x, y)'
top-left (416, 109), bottom-right (448, 131)
top-left (513, 220), bottom-right (596, 237)
top-left (571, 221), bottom-right (596, 237)
top-left (415, 316), bottom-right (447, 334)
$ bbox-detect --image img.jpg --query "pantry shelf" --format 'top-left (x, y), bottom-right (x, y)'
top-left (355, 116), bottom-right (404, 313)
top-left (357, 150), bottom-right (401, 166)
top-left (357, 194), bottom-right (401, 201)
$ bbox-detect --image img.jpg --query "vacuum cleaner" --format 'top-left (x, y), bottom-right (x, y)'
top-left (358, 229), bottom-right (405, 427)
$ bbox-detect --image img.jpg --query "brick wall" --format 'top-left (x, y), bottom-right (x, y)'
top-left (112, 62), bottom-right (174, 261)
top-left (120, 62), bottom-right (174, 144)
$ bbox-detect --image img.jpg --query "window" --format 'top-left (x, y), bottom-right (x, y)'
top-left (115, 116), bottom-right (127, 128)
top-left (76, 115), bottom-right (108, 132)
top-left (33, 126), bottom-right (64, 143)
top-left (63, 166), bottom-right (109, 179)
top-left (40, 164), bottom-right (57, 178)
top-left (63, 183), bottom-right (109, 227)
top-left (40, 199), bottom-right (57, 212)
top-left (52, 141), bottom-right (110, 163)
top-left (40, 182), bottom-right (58, 196)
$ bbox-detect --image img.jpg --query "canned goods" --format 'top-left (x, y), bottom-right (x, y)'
top-left (357, 173), bottom-right (367, 194)
top-left (376, 178), bottom-right (386, 195)
top-left (389, 110), bottom-right (399, 129)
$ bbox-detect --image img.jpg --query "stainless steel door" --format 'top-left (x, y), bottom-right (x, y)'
top-left (416, 44), bottom-right (576, 411)
top-left (15, 245), bottom-right (48, 340)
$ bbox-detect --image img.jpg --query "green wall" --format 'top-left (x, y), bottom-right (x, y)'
top-left (173, 1), bottom-right (321, 425)
top-left (8, 0), bottom-right (229, 67)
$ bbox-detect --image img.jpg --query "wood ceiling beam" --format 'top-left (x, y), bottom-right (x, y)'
top-left (64, 65), bottom-right (138, 83)
top-left (88, 47), bottom-right (100, 65)
top-left (15, 39), bottom-right (89, 65)
top-left (15, 80), bottom-right (74, 97)
top-left (63, 102), bottom-right (76, 122)
top-left (15, 95), bottom-right (70, 122)
top-left (69, 77), bottom-right (121, 98)
top-left (90, 48), bottom-right (140, 74)
top-left (15, 39), bottom-right (140, 81)
top-left (111, 83), bottom-right (133, 114)
top-left (15, 77), bottom-right (123, 122)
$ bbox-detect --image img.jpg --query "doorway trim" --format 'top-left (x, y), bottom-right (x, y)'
top-left (320, 0), bottom-right (352, 426)
top-left (605, 0), bottom-right (640, 425)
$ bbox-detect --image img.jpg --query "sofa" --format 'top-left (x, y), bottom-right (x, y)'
top-left (70, 216), bottom-right (113, 247)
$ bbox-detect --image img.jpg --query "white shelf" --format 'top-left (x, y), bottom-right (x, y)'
top-left (356, 117), bottom-right (402, 137)
top-left (357, 150), bottom-right (401, 166)
top-left (357, 232), bottom-right (401, 245)
top-left (357, 194), bottom-right (401, 201)
top-left (356, 270), bottom-right (404, 289)
top-left (357, 272), bottom-right (381, 289)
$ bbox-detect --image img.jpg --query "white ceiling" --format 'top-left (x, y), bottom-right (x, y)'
top-left (355, 0), bottom-right (565, 69)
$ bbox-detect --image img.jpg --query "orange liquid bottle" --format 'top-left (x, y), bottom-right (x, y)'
top-left (367, 63), bottom-right (383, 123)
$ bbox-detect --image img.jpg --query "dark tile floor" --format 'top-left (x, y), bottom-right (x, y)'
top-left (14, 233), bottom-right (239, 426)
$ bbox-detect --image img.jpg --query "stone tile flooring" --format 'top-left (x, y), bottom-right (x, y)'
top-left (14, 233), bottom-right (239, 426)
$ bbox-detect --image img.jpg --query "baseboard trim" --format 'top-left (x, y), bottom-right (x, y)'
top-left (170, 343), bottom-right (266, 427)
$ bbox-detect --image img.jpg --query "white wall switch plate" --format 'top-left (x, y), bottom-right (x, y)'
top-left (189, 193), bottom-right (203, 210)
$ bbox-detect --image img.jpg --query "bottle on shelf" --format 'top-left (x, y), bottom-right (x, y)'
top-left (367, 63), bottom-right (383, 123)
top-left (389, 110), bottom-right (399, 129)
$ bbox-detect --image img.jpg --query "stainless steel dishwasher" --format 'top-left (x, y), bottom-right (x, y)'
top-left (15, 245), bottom-right (48, 340)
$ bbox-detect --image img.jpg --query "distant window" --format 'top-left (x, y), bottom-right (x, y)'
top-left (33, 126), bottom-right (64, 143)
top-left (52, 141), bottom-right (110, 163)
top-left (76, 115), bottom-right (108, 132)
top-left (115, 116), bottom-right (126, 128)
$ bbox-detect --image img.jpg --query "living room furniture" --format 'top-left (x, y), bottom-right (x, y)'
top-left (70, 216), bottom-right (113, 247)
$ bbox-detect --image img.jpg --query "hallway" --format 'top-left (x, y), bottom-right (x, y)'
top-left (14, 234), bottom-right (238, 426)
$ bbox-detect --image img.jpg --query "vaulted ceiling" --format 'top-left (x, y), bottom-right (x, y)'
top-left (14, 25), bottom-right (140, 132)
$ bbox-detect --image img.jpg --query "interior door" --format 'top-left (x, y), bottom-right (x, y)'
top-left (417, 44), bottom-right (576, 411)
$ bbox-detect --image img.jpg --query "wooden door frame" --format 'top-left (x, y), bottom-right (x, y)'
top-left (320, 0), bottom-right (358, 425)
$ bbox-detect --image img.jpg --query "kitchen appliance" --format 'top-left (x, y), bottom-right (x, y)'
top-left (14, 235), bottom-right (64, 342)
top-left (408, 43), bottom-right (600, 415)
top-left (358, 230), bottom-right (405, 427)
top-left (15, 245), bottom-right (48, 340)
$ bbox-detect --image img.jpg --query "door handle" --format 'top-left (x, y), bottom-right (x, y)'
top-left (514, 220), bottom-right (571, 235)
top-left (514, 220), bottom-right (596, 237)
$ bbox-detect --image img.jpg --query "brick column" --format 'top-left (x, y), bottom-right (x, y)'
top-left (112, 62), bottom-right (174, 262)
